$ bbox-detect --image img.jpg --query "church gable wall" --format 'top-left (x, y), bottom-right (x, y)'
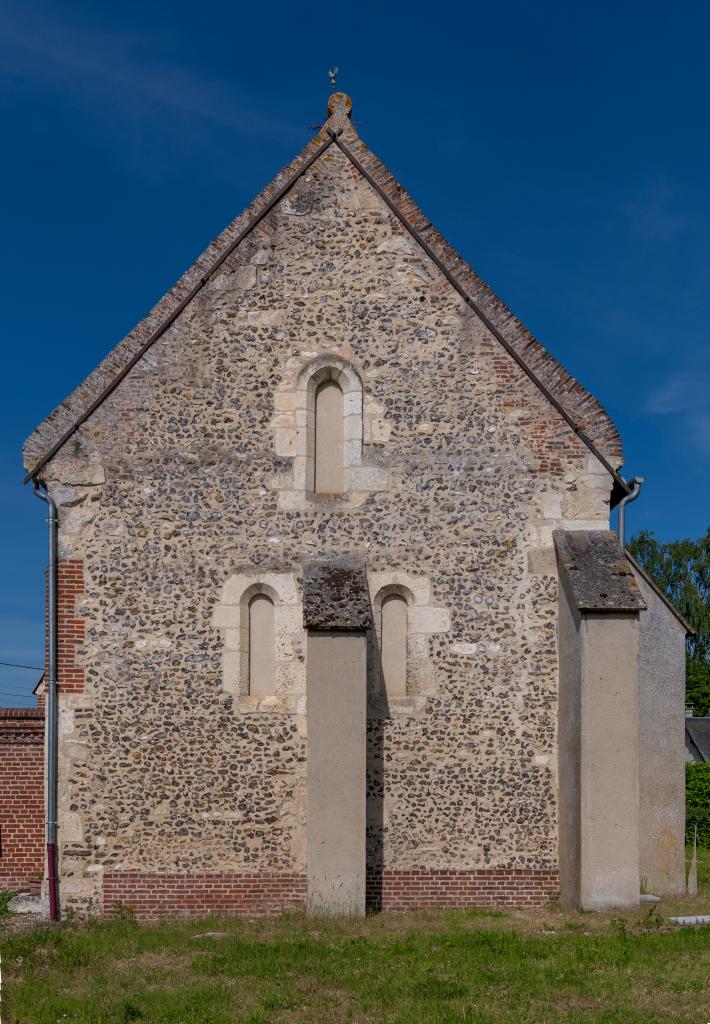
top-left (41, 147), bottom-right (611, 915)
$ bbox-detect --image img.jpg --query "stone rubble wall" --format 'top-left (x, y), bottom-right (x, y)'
top-left (41, 146), bottom-right (611, 915)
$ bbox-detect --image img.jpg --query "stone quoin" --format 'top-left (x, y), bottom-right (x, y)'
top-left (19, 92), bottom-right (688, 918)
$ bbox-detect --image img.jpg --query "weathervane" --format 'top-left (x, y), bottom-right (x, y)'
top-left (328, 67), bottom-right (339, 90)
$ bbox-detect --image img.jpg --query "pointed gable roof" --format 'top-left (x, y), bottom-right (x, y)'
top-left (23, 92), bottom-right (626, 492)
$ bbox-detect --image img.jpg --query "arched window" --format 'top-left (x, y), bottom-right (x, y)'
top-left (248, 594), bottom-right (275, 697)
top-left (380, 594), bottom-right (408, 698)
top-left (314, 379), bottom-right (344, 493)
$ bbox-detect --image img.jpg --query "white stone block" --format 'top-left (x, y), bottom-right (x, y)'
top-left (587, 455), bottom-right (612, 476)
top-left (451, 642), bottom-right (478, 656)
top-left (377, 235), bottom-right (416, 255)
top-left (59, 707), bottom-right (75, 735)
top-left (343, 415), bottom-right (362, 441)
top-left (274, 429), bottom-right (295, 456)
top-left (274, 392), bottom-right (298, 413)
top-left (270, 414), bottom-right (293, 431)
top-left (561, 518), bottom-right (609, 532)
top-left (407, 634), bottom-right (429, 658)
top-left (275, 607), bottom-right (303, 634)
top-left (543, 494), bottom-right (563, 519)
top-left (348, 464), bottom-right (388, 489)
top-left (371, 420), bottom-right (391, 444)
top-left (278, 492), bottom-right (307, 510)
top-left (212, 605), bottom-right (237, 628)
top-left (409, 607), bottom-right (451, 634)
top-left (343, 391), bottom-right (363, 416)
top-left (221, 650), bottom-right (243, 686)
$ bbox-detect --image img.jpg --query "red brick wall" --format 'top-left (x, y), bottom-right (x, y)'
top-left (102, 869), bottom-right (559, 918)
top-left (57, 560), bottom-right (85, 693)
top-left (0, 709), bottom-right (45, 892)
top-left (366, 869), bottom-right (560, 912)
top-left (103, 872), bottom-right (307, 918)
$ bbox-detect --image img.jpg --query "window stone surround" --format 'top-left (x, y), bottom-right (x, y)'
top-left (270, 352), bottom-right (391, 509)
top-left (212, 573), bottom-right (305, 714)
top-left (213, 569), bottom-right (450, 718)
top-left (368, 571), bottom-right (451, 718)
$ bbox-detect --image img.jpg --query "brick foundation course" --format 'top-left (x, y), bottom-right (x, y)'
top-left (103, 872), bottom-right (307, 918)
top-left (102, 868), bottom-right (559, 918)
top-left (367, 869), bottom-right (560, 912)
top-left (0, 709), bottom-right (45, 892)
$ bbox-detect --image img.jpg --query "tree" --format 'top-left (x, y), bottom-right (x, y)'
top-left (628, 528), bottom-right (710, 715)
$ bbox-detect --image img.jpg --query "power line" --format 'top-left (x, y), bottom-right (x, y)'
top-left (0, 661), bottom-right (43, 671)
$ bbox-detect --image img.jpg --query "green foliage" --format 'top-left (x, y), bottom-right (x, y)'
top-left (686, 763), bottom-right (710, 847)
top-left (112, 899), bottom-right (136, 922)
top-left (0, 890), bottom-right (17, 915)
top-left (686, 656), bottom-right (710, 717)
top-left (628, 528), bottom-right (710, 713)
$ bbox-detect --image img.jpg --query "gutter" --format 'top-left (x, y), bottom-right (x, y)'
top-left (616, 475), bottom-right (644, 549)
top-left (32, 480), bottom-right (59, 922)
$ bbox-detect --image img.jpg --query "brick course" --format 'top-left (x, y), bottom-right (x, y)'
top-left (0, 709), bottom-right (45, 891)
top-left (367, 868), bottom-right (560, 911)
top-left (103, 872), bottom-right (307, 918)
top-left (103, 869), bottom-right (559, 918)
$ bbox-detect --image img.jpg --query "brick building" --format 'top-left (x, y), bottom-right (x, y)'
top-left (0, 708), bottom-right (45, 892)
top-left (21, 93), bottom-right (687, 918)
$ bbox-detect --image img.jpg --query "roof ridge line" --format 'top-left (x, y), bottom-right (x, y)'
top-left (327, 130), bottom-right (630, 498)
top-left (22, 134), bottom-right (336, 484)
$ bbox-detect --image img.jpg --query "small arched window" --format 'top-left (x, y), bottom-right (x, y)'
top-left (314, 379), bottom-right (344, 493)
top-left (248, 594), bottom-right (275, 697)
top-left (380, 594), bottom-right (408, 698)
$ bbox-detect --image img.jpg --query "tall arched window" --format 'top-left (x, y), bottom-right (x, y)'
top-left (314, 379), bottom-right (344, 493)
top-left (380, 594), bottom-right (408, 698)
top-left (248, 594), bottom-right (275, 697)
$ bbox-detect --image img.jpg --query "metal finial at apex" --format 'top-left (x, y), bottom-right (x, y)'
top-left (328, 67), bottom-right (339, 90)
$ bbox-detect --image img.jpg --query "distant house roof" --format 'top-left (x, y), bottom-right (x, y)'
top-left (685, 718), bottom-right (710, 762)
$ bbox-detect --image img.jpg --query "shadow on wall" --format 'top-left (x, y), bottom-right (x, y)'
top-left (366, 606), bottom-right (389, 912)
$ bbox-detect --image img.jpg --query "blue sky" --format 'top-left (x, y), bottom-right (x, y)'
top-left (1, 0), bottom-right (708, 705)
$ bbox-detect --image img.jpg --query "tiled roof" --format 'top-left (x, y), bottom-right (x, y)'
top-left (686, 718), bottom-right (710, 762)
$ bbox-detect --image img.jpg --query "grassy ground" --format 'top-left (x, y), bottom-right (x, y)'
top-left (1, 850), bottom-right (708, 1024)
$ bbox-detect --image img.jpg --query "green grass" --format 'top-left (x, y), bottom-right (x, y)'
top-left (1, 852), bottom-right (708, 1024)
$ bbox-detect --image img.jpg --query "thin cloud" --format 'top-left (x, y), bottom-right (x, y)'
top-left (648, 361), bottom-right (710, 455)
top-left (623, 183), bottom-right (686, 242)
top-left (0, 3), bottom-right (297, 143)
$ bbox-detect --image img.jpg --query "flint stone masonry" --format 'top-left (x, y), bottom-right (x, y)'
top-left (22, 92), bottom-right (683, 919)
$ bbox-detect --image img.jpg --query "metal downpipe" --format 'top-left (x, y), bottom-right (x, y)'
top-left (32, 480), bottom-right (59, 922)
top-left (617, 476), bottom-right (645, 550)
